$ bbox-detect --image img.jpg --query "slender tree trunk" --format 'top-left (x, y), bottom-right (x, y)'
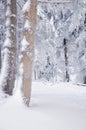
top-left (83, 13), bottom-right (86, 84)
top-left (84, 13), bottom-right (86, 26)
top-left (0, 45), bottom-right (1, 72)
top-left (21, 0), bottom-right (37, 106)
top-left (63, 38), bottom-right (69, 82)
top-left (1, 0), bottom-right (17, 95)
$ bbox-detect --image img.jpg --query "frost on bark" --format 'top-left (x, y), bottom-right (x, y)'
top-left (0, 0), bottom-right (17, 95)
top-left (21, 0), bottom-right (37, 106)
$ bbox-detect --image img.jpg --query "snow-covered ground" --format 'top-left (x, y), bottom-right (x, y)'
top-left (0, 81), bottom-right (86, 130)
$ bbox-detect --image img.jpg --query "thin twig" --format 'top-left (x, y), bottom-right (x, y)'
top-left (37, 1), bottom-right (72, 4)
top-left (17, 2), bottom-right (22, 9)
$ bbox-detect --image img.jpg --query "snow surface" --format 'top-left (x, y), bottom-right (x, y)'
top-left (0, 81), bottom-right (86, 130)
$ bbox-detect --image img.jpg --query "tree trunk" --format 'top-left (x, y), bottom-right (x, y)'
top-left (0, 45), bottom-right (1, 72)
top-left (63, 38), bottom-right (70, 82)
top-left (84, 13), bottom-right (86, 26)
top-left (1, 0), bottom-right (17, 95)
top-left (21, 0), bottom-right (37, 106)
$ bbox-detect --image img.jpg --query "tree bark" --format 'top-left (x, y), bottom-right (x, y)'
top-left (63, 38), bottom-right (69, 82)
top-left (0, 45), bottom-right (1, 72)
top-left (21, 0), bottom-right (37, 106)
top-left (2, 0), bottom-right (17, 95)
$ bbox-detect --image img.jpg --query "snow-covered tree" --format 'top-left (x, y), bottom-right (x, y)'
top-left (0, 0), bottom-right (5, 72)
top-left (0, 0), bottom-right (17, 95)
top-left (34, 1), bottom-right (86, 84)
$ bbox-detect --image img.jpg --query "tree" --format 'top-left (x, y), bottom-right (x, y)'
top-left (0, 45), bottom-right (1, 72)
top-left (63, 38), bottom-right (70, 82)
top-left (0, 0), bottom-right (17, 95)
top-left (20, 0), bottom-right (37, 106)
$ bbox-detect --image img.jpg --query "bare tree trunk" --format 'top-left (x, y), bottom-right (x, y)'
top-left (0, 45), bottom-right (1, 72)
top-left (21, 0), bottom-right (37, 106)
top-left (84, 13), bottom-right (86, 26)
top-left (1, 0), bottom-right (17, 95)
top-left (63, 38), bottom-right (70, 82)
top-left (83, 13), bottom-right (86, 84)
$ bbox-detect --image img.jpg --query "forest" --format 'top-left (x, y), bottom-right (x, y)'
top-left (0, 0), bottom-right (86, 130)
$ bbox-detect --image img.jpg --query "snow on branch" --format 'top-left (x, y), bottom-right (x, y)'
top-left (22, 0), bottom-right (31, 13)
top-left (6, 6), bottom-right (11, 16)
top-left (37, 1), bottom-right (72, 4)
top-left (3, 37), bottom-right (13, 48)
top-left (21, 36), bottom-right (30, 52)
top-left (24, 19), bottom-right (31, 32)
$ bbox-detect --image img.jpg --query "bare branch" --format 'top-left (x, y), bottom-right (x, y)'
top-left (37, 1), bottom-right (72, 4)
